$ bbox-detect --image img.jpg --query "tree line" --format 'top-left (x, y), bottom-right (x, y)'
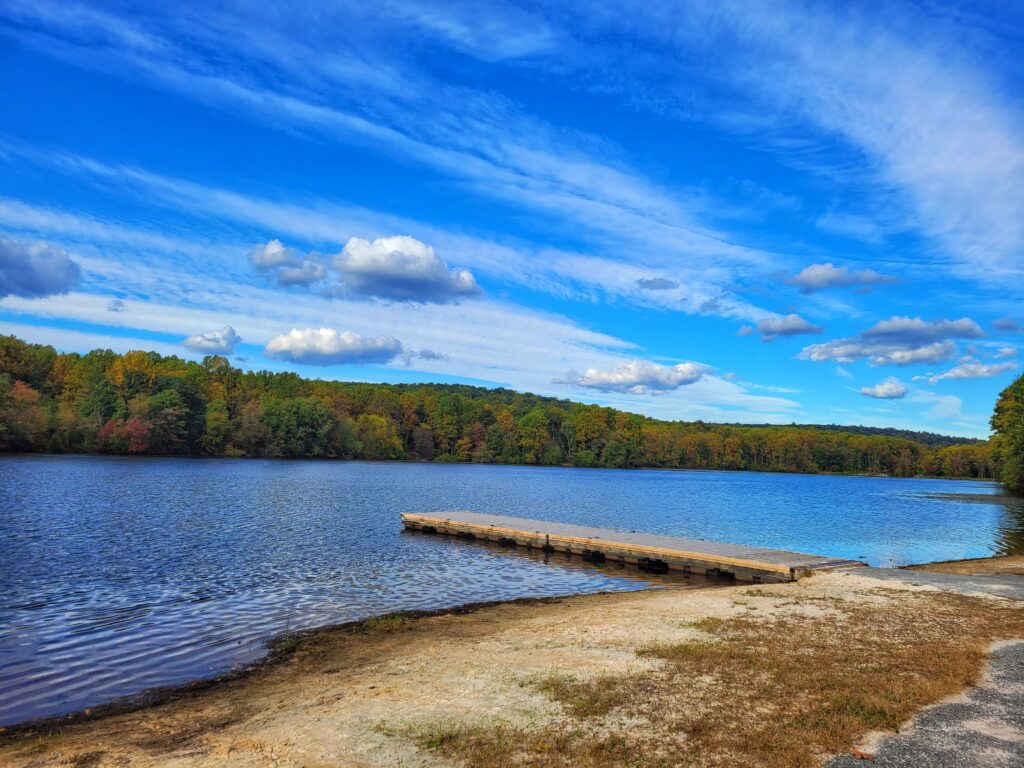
top-left (0, 334), bottom-right (999, 480)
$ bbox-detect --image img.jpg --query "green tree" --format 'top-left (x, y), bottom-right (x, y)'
top-left (517, 407), bottom-right (549, 464)
top-left (356, 414), bottom-right (403, 459)
top-left (201, 399), bottom-right (231, 455)
top-left (992, 373), bottom-right (1024, 494)
top-left (262, 398), bottom-right (333, 457)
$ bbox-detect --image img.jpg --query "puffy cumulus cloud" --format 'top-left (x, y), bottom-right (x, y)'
top-left (859, 377), bottom-right (907, 399)
top-left (994, 347), bottom-right (1018, 359)
top-left (802, 338), bottom-right (955, 366)
top-left (0, 236), bottom-right (81, 298)
top-left (183, 325), bottom-right (241, 354)
top-left (636, 277), bottom-right (679, 291)
top-left (800, 316), bottom-right (983, 367)
top-left (249, 239), bottom-right (296, 269)
top-left (923, 361), bottom-right (1017, 383)
top-left (787, 262), bottom-right (896, 293)
top-left (861, 316), bottom-right (983, 344)
top-left (249, 239), bottom-right (326, 287)
top-left (562, 360), bottom-right (710, 394)
top-left (264, 327), bottom-right (403, 365)
top-left (333, 236), bottom-right (480, 302)
top-left (276, 260), bottom-right (327, 286)
top-left (752, 313), bottom-right (823, 341)
top-left (107, 299), bottom-right (125, 312)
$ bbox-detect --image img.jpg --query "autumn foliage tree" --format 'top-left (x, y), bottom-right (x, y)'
top-left (992, 372), bottom-right (1024, 494)
top-left (0, 334), bottom-right (997, 480)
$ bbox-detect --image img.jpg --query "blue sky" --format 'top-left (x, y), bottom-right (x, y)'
top-left (1, 1), bottom-right (1022, 437)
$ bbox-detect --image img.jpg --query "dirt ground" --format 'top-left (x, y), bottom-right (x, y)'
top-left (907, 555), bottom-right (1024, 577)
top-left (1, 569), bottom-right (1021, 768)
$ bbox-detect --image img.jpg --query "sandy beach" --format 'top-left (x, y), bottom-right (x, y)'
top-left (2, 567), bottom-right (1022, 768)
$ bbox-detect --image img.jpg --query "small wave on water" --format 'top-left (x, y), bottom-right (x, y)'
top-left (1, 455), bottom-right (1020, 726)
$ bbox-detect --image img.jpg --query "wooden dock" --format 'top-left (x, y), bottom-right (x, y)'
top-left (401, 511), bottom-right (863, 583)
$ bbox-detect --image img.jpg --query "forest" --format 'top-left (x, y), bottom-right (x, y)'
top-left (0, 334), bottom-right (1004, 481)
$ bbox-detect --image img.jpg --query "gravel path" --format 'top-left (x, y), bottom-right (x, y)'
top-left (827, 568), bottom-right (1024, 767)
top-left (828, 641), bottom-right (1024, 768)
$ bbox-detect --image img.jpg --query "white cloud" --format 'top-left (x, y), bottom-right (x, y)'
top-left (925, 361), bottom-right (1017, 383)
top-left (835, 366), bottom-right (853, 379)
top-left (859, 377), bottom-right (907, 399)
top-left (107, 298), bottom-right (125, 312)
top-left (994, 318), bottom-right (1021, 332)
top-left (803, 338), bottom-right (955, 367)
top-left (183, 325), bottom-right (240, 354)
top-left (563, 359), bottom-right (710, 394)
top-left (994, 347), bottom-right (1018, 359)
top-left (249, 239), bottom-right (296, 269)
top-left (264, 327), bottom-right (404, 365)
top-left (276, 260), bottom-right (327, 286)
top-left (800, 316), bottom-right (984, 367)
top-left (753, 313), bottom-right (822, 341)
top-left (0, 235), bottom-right (81, 298)
top-left (333, 235), bottom-right (480, 302)
top-left (249, 239), bottom-right (326, 286)
top-left (787, 262), bottom-right (896, 293)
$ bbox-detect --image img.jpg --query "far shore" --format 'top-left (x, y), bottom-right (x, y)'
top-left (0, 450), bottom-right (1003, 484)
top-left (2, 556), bottom-right (1022, 768)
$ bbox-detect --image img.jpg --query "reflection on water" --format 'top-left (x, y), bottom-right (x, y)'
top-left (920, 491), bottom-right (1024, 556)
top-left (1, 455), bottom-right (1022, 726)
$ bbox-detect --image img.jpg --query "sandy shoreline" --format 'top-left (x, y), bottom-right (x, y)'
top-left (2, 566), bottom-right (1022, 768)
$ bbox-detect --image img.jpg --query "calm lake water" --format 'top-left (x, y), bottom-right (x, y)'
top-left (2, 455), bottom-right (1023, 726)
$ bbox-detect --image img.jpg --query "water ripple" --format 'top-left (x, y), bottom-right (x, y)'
top-left (1, 456), bottom-right (1021, 726)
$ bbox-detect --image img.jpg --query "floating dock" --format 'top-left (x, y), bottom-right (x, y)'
top-left (402, 511), bottom-right (863, 583)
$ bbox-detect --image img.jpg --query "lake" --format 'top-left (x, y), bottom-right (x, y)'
top-left (2, 455), bottom-right (1022, 726)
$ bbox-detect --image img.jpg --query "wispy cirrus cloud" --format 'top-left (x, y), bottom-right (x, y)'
top-left (917, 361), bottom-right (1017, 384)
top-left (0, 0), bottom-right (788, 318)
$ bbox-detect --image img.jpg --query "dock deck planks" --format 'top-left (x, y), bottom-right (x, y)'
top-left (401, 510), bottom-right (863, 583)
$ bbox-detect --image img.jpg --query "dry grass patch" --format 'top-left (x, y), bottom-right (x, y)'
top-left (907, 555), bottom-right (1024, 577)
top-left (417, 591), bottom-right (1024, 768)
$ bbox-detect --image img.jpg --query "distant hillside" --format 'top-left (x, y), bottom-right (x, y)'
top-left (713, 423), bottom-right (981, 447)
top-left (0, 334), bottom-right (994, 479)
